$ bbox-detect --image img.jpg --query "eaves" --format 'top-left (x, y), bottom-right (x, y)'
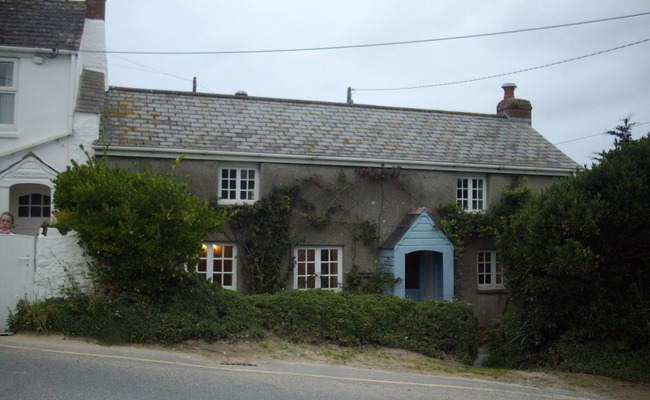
top-left (96, 144), bottom-right (578, 177)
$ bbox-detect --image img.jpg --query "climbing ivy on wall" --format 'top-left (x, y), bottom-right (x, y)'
top-left (436, 178), bottom-right (535, 264)
top-left (226, 185), bottom-right (303, 294)
top-left (224, 167), bottom-right (403, 295)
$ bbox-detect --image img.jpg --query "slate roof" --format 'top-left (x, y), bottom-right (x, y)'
top-left (101, 87), bottom-right (578, 173)
top-left (0, 0), bottom-right (86, 51)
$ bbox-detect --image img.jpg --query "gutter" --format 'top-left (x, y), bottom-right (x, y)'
top-left (0, 46), bottom-right (77, 56)
top-left (94, 145), bottom-right (577, 176)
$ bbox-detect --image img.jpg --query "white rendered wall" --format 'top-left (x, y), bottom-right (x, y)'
top-left (34, 230), bottom-right (91, 299)
top-left (0, 53), bottom-right (75, 164)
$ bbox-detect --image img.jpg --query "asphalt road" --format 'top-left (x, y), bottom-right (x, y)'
top-left (0, 334), bottom-right (609, 400)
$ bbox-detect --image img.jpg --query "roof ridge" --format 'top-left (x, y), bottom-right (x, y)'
top-left (107, 86), bottom-right (502, 119)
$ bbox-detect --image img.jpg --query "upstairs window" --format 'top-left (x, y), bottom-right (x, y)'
top-left (477, 250), bottom-right (504, 290)
top-left (294, 247), bottom-right (342, 292)
top-left (0, 59), bottom-right (17, 126)
top-left (219, 167), bottom-right (258, 205)
top-left (457, 177), bottom-right (485, 211)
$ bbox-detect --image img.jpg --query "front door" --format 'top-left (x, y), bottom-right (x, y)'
top-left (10, 183), bottom-right (52, 236)
top-left (405, 251), bottom-right (443, 301)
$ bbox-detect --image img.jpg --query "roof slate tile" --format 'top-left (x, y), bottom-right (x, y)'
top-left (101, 87), bottom-right (578, 171)
top-left (0, 0), bottom-right (86, 51)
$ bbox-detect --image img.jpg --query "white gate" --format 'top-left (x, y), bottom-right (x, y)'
top-left (0, 234), bottom-right (35, 333)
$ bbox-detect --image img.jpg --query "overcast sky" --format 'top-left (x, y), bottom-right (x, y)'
top-left (104, 0), bottom-right (650, 166)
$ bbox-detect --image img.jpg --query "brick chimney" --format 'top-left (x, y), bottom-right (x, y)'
top-left (86, 0), bottom-right (106, 20)
top-left (496, 83), bottom-right (532, 124)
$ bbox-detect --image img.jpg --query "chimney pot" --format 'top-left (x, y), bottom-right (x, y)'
top-left (497, 83), bottom-right (532, 124)
top-left (502, 83), bottom-right (517, 100)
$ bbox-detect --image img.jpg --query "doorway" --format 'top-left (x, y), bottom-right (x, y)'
top-left (10, 183), bottom-right (52, 236)
top-left (405, 250), bottom-right (443, 301)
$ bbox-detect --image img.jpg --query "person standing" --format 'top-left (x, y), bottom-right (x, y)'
top-left (0, 212), bottom-right (15, 234)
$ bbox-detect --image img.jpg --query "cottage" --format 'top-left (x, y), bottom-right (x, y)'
top-left (99, 84), bottom-right (577, 324)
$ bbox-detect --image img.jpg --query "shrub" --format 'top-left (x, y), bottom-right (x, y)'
top-left (490, 135), bottom-right (650, 381)
top-left (9, 287), bottom-right (479, 363)
top-left (52, 155), bottom-right (226, 298)
top-left (246, 290), bottom-right (479, 363)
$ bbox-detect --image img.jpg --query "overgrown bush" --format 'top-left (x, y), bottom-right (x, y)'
top-left (489, 134), bottom-right (650, 381)
top-left (9, 283), bottom-right (479, 364)
top-left (52, 154), bottom-right (226, 298)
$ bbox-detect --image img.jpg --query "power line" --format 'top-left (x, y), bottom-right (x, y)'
top-left (353, 38), bottom-right (650, 92)
top-left (91, 11), bottom-right (650, 55)
top-left (553, 121), bottom-right (649, 146)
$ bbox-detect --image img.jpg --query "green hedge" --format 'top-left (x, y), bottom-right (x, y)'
top-left (7, 275), bottom-right (478, 364)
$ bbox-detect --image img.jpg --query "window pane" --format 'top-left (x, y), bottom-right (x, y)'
top-left (214, 260), bottom-right (223, 272)
top-left (31, 207), bottom-right (41, 217)
top-left (0, 93), bottom-right (15, 124)
top-left (18, 206), bottom-right (28, 217)
top-left (224, 260), bottom-right (232, 272)
top-left (43, 207), bottom-right (51, 217)
top-left (224, 245), bottom-right (233, 258)
top-left (198, 259), bottom-right (207, 273)
top-left (213, 245), bottom-right (222, 258)
top-left (0, 62), bottom-right (13, 87)
top-left (19, 195), bottom-right (29, 205)
top-left (223, 274), bottom-right (232, 286)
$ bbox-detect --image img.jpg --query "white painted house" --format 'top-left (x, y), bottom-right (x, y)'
top-left (0, 0), bottom-right (107, 236)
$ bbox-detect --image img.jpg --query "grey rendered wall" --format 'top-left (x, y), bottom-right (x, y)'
top-left (107, 155), bottom-right (559, 323)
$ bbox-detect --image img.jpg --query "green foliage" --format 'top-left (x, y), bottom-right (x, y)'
top-left (489, 135), bottom-right (650, 381)
top-left (227, 185), bottom-right (304, 294)
top-left (605, 115), bottom-right (635, 146)
top-left (436, 179), bottom-right (534, 263)
top-left (9, 284), bottom-right (479, 364)
top-left (345, 264), bottom-right (400, 294)
top-left (52, 155), bottom-right (225, 298)
top-left (247, 290), bottom-right (479, 364)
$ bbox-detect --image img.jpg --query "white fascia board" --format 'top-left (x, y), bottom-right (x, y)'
top-left (95, 145), bottom-right (577, 176)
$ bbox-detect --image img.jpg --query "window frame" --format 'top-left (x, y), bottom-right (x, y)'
top-left (218, 166), bottom-right (259, 205)
top-left (192, 243), bottom-right (238, 291)
top-left (477, 250), bottom-right (504, 290)
top-left (456, 177), bottom-right (486, 212)
top-left (18, 192), bottom-right (52, 218)
top-left (0, 58), bottom-right (18, 129)
top-left (293, 246), bottom-right (343, 292)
